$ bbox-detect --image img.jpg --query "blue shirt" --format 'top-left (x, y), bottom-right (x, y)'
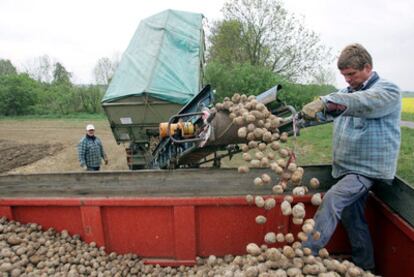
top-left (321, 72), bottom-right (401, 180)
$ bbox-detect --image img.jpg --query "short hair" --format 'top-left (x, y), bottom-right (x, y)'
top-left (337, 43), bottom-right (373, 70)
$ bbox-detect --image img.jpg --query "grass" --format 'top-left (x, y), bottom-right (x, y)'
top-left (401, 112), bottom-right (414, 122)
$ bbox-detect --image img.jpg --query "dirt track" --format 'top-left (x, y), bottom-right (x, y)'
top-left (0, 119), bottom-right (129, 174)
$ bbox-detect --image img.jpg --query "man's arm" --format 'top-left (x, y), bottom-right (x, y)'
top-left (321, 81), bottom-right (400, 118)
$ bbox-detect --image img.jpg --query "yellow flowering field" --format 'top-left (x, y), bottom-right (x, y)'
top-left (402, 98), bottom-right (414, 113)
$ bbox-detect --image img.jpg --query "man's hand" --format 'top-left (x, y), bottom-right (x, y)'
top-left (104, 158), bottom-right (109, 165)
top-left (302, 99), bottom-right (325, 120)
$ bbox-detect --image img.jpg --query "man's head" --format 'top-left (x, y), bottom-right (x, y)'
top-left (337, 43), bottom-right (373, 90)
top-left (86, 124), bottom-right (95, 136)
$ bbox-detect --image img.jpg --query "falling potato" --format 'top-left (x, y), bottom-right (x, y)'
top-left (309, 177), bottom-right (320, 189)
top-left (238, 165), bottom-right (250, 173)
top-left (255, 215), bottom-right (267, 225)
top-left (311, 193), bottom-right (322, 206)
top-left (264, 198), bottom-right (276, 210)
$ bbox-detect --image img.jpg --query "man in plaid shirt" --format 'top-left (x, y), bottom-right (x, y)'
top-left (301, 43), bottom-right (401, 271)
top-left (77, 124), bottom-right (109, 171)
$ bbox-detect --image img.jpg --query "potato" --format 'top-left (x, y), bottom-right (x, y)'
top-left (282, 246), bottom-right (295, 259)
top-left (246, 243), bottom-right (261, 256)
top-left (260, 157), bottom-right (270, 168)
top-left (284, 233), bottom-right (294, 244)
top-left (311, 193), bottom-right (322, 206)
top-left (254, 177), bottom-right (264, 186)
top-left (287, 162), bottom-right (297, 172)
top-left (255, 215), bottom-right (267, 225)
top-left (245, 194), bottom-right (254, 204)
top-left (253, 128), bottom-right (264, 139)
top-left (270, 141), bottom-right (280, 151)
top-left (266, 152), bottom-right (275, 160)
top-left (264, 198), bottom-right (276, 210)
top-left (312, 231), bottom-right (321, 241)
top-left (279, 148), bottom-right (289, 158)
top-left (280, 132), bottom-right (289, 142)
top-left (276, 233), bottom-right (285, 243)
top-left (274, 165), bottom-right (284, 175)
top-left (258, 143), bottom-right (267, 151)
top-left (309, 177), bottom-right (320, 189)
top-left (243, 153), bottom-right (252, 161)
top-left (265, 248), bottom-right (281, 262)
top-left (292, 217), bottom-right (303, 225)
top-left (292, 203), bottom-right (306, 218)
top-left (247, 123), bottom-right (256, 132)
top-left (241, 144), bottom-right (250, 152)
top-left (248, 140), bottom-right (258, 149)
top-left (301, 247), bottom-right (312, 256)
top-left (290, 170), bottom-right (303, 184)
top-left (264, 232), bottom-right (276, 244)
top-left (255, 196), bottom-right (265, 208)
top-left (255, 151), bottom-right (265, 160)
top-left (238, 127), bottom-right (247, 138)
top-left (304, 218), bottom-right (315, 227)
top-left (231, 93), bottom-right (241, 103)
top-left (233, 116), bottom-right (245, 126)
top-left (280, 200), bottom-right (292, 216)
top-left (262, 131), bottom-right (273, 143)
top-left (246, 132), bottom-right (256, 141)
top-left (250, 159), bottom-right (261, 168)
top-left (272, 185), bottom-right (284, 194)
top-left (276, 158), bottom-right (287, 168)
top-left (302, 223), bottom-right (313, 233)
top-left (318, 248), bottom-right (329, 258)
top-left (292, 186), bottom-right (306, 196)
top-left (238, 166), bottom-right (250, 173)
top-left (297, 231), bottom-right (308, 242)
top-left (261, 174), bottom-right (271, 184)
top-left (283, 195), bottom-right (294, 203)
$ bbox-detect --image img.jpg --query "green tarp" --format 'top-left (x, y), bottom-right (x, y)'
top-left (102, 9), bottom-right (204, 104)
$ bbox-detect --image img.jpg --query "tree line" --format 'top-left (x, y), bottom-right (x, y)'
top-left (0, 0), bottom-right (336, 117)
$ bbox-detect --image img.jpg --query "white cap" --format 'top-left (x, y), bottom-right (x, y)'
top-left (86, 124), bottom-right (95, 131)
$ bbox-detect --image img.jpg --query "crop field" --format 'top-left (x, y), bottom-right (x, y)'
top-left (402, 97), bottom-right (414, 113)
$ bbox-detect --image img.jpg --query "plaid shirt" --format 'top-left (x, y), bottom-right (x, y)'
top-left (77, 136), bottom-right (106, 168)
top-left (321, 72), bottom-right (401, 180)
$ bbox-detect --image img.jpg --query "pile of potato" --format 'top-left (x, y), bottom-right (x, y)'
top-left (0, 216), bottom-right (375, 277)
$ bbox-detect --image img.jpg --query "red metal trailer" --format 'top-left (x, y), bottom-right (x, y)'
top-left (0, 166), bottom-right (413, 276)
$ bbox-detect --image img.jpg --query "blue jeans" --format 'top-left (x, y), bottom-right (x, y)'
top-left (302, 174), bottom-right (375, 270)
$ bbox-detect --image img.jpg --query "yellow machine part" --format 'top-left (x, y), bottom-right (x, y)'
top-left (159, 122), bottom-right (195, 139)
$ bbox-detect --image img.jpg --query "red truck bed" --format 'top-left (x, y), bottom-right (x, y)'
top-left (0, 166), bottom-right (413, 276)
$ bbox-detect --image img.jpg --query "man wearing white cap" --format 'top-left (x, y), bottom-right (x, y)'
top-left (77, 124), bottom-right (108, 171)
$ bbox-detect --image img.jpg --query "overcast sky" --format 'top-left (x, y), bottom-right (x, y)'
top-left (1, 0), bottom-right (413, 91)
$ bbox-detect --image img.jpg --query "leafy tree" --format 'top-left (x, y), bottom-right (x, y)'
top-left (52, 62), bottom-right (72, 85)
top-left (208, 0), bottom-right (332, 82)
top-left (0, 74), bottom-right (38, 115)
top-left (0, 59), bottom-right (17, 76)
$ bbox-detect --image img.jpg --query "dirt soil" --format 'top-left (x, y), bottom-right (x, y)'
top-left (0, 119), bottom-right (129, 174)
